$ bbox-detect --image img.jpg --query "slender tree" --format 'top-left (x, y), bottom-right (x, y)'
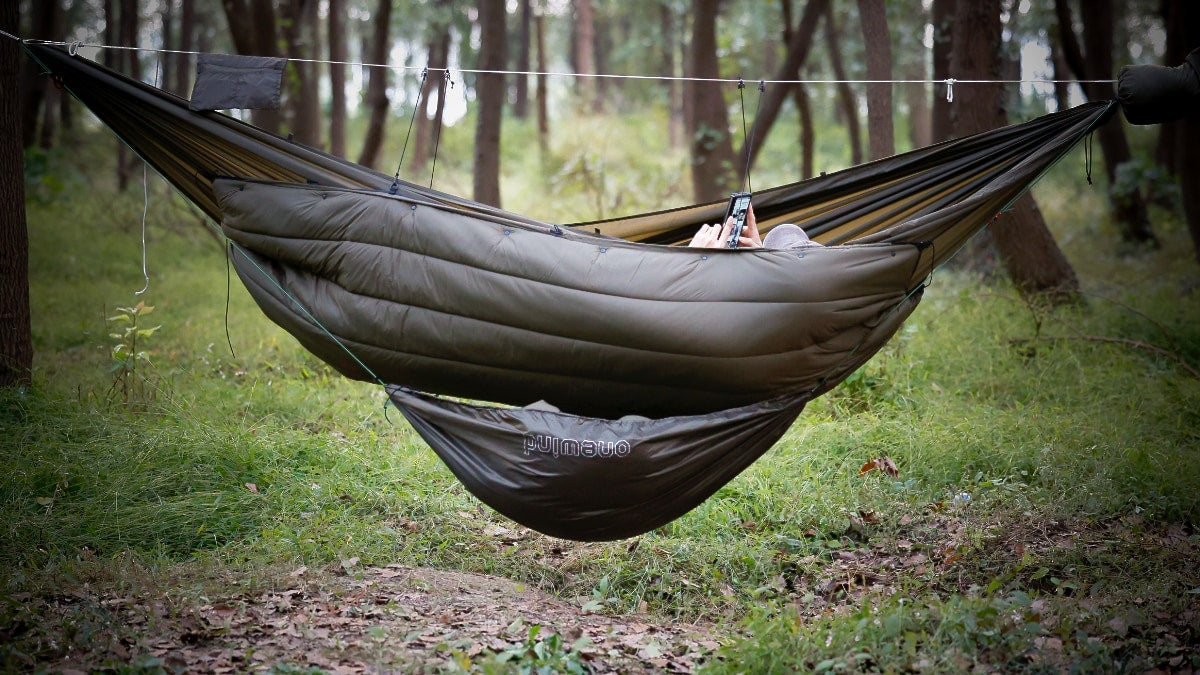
top-left (739, 0), bottom-right (827, 175)
top-left (930, 0), bottom-right (954, 143)
top-left (1055, 0), bottom-right (1156, 247)
top-left (473, 0), bottom-right (507, 207)
top-left (951, 0), bottom-right (1079, 298)
top-left (689, 0), bottom-right (738, 201)
top-left (328, 0), bottom-right (347, 158)
top-left (20, 0), bottom-right (57, 148)
top-left (281, 0), bottom-right (321, 147)
top-left (175, 0), bottom-right (195, 97)
top-left (857, 0), bottom-right (894, 159)
top-left (1, 1), bottom-right (32, 387)
top-left (573, 0), bottom-right (596, 112)
top-left (535, 3), bottom-right (549, 152)
top-left (513, 0), bottom-right (532, 118)
top-left (357, 0), bottom-right (392, 169)
top-left (1157, 0), bottom-right (1200, 261)
top-left (116, 0), bottom-right (141, 190)
top-left (823, 2), bottom-right (862, 165)
top-left (413, 9), bottom-right (451, 171)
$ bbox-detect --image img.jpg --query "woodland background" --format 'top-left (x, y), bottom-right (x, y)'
top-left (1, 1), bottom-right (1199, 672)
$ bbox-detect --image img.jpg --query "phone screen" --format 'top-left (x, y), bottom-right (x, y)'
top-left (724, 193), bottom-right (752, 248)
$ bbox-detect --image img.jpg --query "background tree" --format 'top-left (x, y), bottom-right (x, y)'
top-left (1, 1), bottom-right (32, 387)
top-left (930, 0), bottom-right (954, 143)
top-left (280, 0), bottom-right (321, 148)
top-left (473, 0), bottom-right (506, 207)
top-left (412, 1), bottom-right (453, 172)
top-left (327, 0), bottom-right (346, 158)
top-left (688, 0), bottom-right (738, 201)
top-left (950, 0), bottom-right (1079, 298)
top-left (356, 0), bottom-right (391, 169)
top-left (857, 0), bottom-right (894, 159)
top-left (1157, 0), bottom-right (1200, 261)
top-left (823, 2), bottom-right (862, 165)
top-left (739, 0), bottom-right (827, 178)
top-left (1054, 0), bottom-right (1157, 248)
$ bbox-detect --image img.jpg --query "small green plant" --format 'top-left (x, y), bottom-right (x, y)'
top-left (488, 623), bottom-right (591, 674)
top-left (106, 300), bottom-right (161, 406)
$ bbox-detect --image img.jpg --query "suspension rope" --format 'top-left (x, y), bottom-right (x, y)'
top-left (12, 37), bottom-right (1119, 86)
top-left (388, 67), bottom-right (427, 194)
top-left (737, 79), bottom-right (766, 194)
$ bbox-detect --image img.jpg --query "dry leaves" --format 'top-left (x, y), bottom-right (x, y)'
top-left (858, 456), bottom-right (899, 478)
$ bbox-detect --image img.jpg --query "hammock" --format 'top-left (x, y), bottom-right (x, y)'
top-left (25, 42), bottom-right (1116, 540)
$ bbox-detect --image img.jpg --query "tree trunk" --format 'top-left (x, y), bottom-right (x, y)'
top-left (795, 84), bottom-right (814, 179)
top-left (824, 2), bottom-right (862, 165)
top-left (176, 0), bottom-right (195, 98)
top-left (250, 0), bottom-right (282, 133)
top-left (857, 0), bottom-right (894, 160)
top-left (20, 0), bottom-right (55, 148)
top-left (1, 0), bottom-right (32, 387)
top-left (573, 0), bottom-right (596, 113)
top-left (661, 4), bottom-right (683, 149)
top-left (328, 0), bottom-right (347, 158)
top-left (688, 0), bottom-right (738, 201)
top-left (116, 0), bottom-right (141, 191)
top-left (37, 0), bottom-right (66, 149)
top-left (952, 0), bottom-right (1079, 298)
top-left (414, 17), bottom-right (451, 171)
top-left (473, 0), bottom-right (506, 207)
top-left (513, 0), bottom-right (532, 119)
top-left (930, 0), bottom-right (954, 143)
top-left (160, 0), bottom-right (175, 94)
top-left (1160, 0), bottom-right (1200, 261)
top-left (591, 10), bottom-right (609, 113)
top-left (357, 0), bottom-right (392, 169)
top-left (1055, 0), bottom-right (1157, 247)
top-left (535, 7), bottom-right (549, 152)
top-left (282, 0), bottom-right (321, 148)
top-left (740, 0), bottom-right (827, 174)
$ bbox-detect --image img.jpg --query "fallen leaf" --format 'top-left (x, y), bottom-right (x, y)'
top-left (244, 483), bottom-right (259, 494)
top-left (858, 457), bottom-right (899, 479)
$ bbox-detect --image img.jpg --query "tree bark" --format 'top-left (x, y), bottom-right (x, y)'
top-left (795, 84), bottom-right (814, 179)
top-left (413, 16), bottom-right (451, 171)
top-left (689, 0), bottom-right (738, 201)
top-left (176, 0), bottom-right (195, 98)
top-left (328, 0), bottom-right (347, 158)
top-left (20, 0), bottom-right (56, 148)
top-left (739, 0), bottom-right (827, 174)
top-left (951, 0), bottom-right (1078, 298)
top-left (1159, 0), bottom-right (1200, 261)
top-left (282, 0), bottom-right (322, 148)
top-left (661, 4), bottom-right (683, 149)
top-left (535, 7), bottom-right (549, 152)
top-left (1054, 0), bottom-right (1157, 247)
top-left (473, 0), bottom-right (506, 207)
top-left (930, 0), bottom-right (954, 143)
top-left (116, 0), bottom-right (141, 191)
top-left (1, 0), bottom-right (32, 387)
top-left (513, 0), bottom-right (532, 119)
top-left (357, 0), bottom-right (392, 170)
top-left (573, 0), bottom-right (596, 112)
top-left (823, 2), bottom-right (862, 165)
top-left (857, 0), bottom-right (894, 160)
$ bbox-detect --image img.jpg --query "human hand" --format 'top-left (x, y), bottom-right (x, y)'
top-left (688, 204), bottom-right (763, 248)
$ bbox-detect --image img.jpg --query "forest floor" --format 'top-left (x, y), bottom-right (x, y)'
top-left (12, 513), bottom-right (1199, 673)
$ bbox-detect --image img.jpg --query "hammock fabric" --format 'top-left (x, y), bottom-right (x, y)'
top-left (26, 42), bottom-right (1116, 540)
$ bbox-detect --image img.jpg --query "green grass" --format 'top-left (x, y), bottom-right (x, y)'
top-left (3, 118), bottom-right (1199, 672)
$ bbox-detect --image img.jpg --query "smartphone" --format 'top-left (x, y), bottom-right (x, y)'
top-left (723, 192), bottom-right (752, 248)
